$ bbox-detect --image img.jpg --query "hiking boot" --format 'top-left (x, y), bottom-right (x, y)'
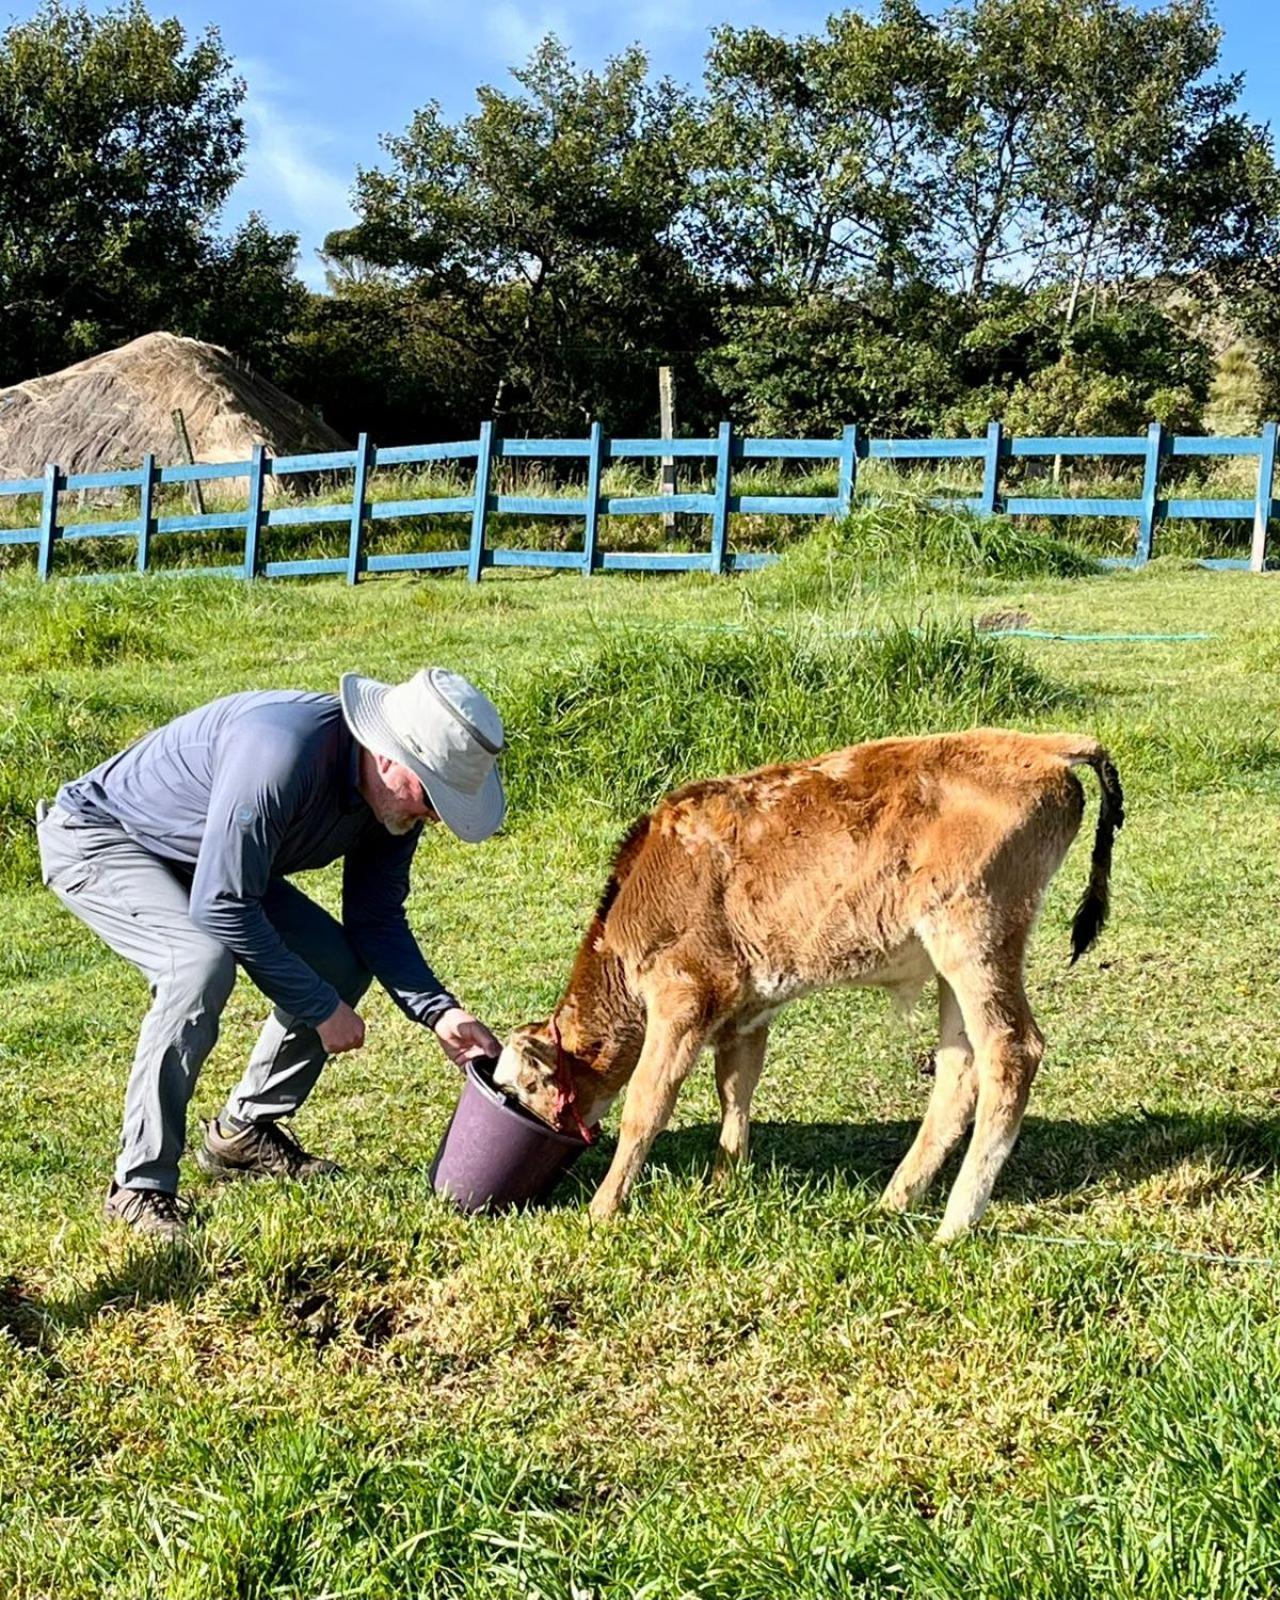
top-left (196, 1117), bottom-right (342, 1182)
top-left (103, 1182), bottom-right (193, 1242)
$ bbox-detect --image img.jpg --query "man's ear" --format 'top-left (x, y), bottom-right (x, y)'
top-left (374, 753), bottom-right (395, 777)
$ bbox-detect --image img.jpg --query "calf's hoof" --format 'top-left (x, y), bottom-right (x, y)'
top-left (587, 1191), bottom-right (623, 1222)
top-left (876, 1183), bottom-right (913, 1215)
top-left (711, 1155), bottom-right (747, 1186)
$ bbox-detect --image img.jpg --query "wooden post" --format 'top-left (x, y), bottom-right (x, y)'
top-left (136, 453), bottom-right (157, 574)
top-left (709, 421), bottom-right (733, 575)
top-left (36, 463), bottom-right (60, 582)
top-left (659, 366), bottom-right (677, 537)
top-left (837, 424), bottom-right (858, 517)
top-left (1251, 420), bottom-right (1278, 573)
top-left (980, 421), bottom-right (1004, 517)
top-left (468, 421), bottom-right (495, 583)
top-left (346, 432), bottom-right (374, 585)
top-left (243, 444), bottom-right (267, 579)
top-left (172, 408), bottom-right (206, 515)
top-left (1134, 421), bottom-right (1165, 566)
top-left (582, 421), bottom-right (604, 575)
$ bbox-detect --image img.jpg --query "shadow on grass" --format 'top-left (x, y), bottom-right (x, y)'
top-left (19, 1109), bottom-right (1280, 1340)
top-left (562, 1107), bottom-right (1280, 1208)
top-left (30, 1238), bottom-right (210, 1338)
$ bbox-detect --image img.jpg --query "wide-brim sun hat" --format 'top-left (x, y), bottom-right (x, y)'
top-left (340, 666), bottom-right (505, 843)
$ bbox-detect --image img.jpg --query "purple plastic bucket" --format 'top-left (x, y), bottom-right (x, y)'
top-left (429, 1057), bottom-right (593, 1213)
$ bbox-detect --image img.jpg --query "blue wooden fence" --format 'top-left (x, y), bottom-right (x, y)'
top-left (2, 419), bottom-right (1277, 583)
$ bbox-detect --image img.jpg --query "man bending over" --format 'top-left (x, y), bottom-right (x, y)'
top-left (37, 666), bottom-right (504, 1240)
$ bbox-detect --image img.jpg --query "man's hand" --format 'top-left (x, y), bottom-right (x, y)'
top-left (434, 1007), bottom-right (501, 1068)
top-left (317, 1000), bottom-right (366, 1054)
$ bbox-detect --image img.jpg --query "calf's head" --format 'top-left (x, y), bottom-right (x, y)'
top-left (494, 1023), bottom-right (560, 1124)
top-left (494, 1021), bottom-right (603, 1135)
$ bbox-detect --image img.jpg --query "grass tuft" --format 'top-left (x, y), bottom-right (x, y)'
top-left (750, 502), bottom-right (1098, 613)
top-left (0, 681), bottom-right (182, 890)
top-left (501, 619), bottom-right (1076, 821)
top-left (0, 581), bottom-right (190, 670)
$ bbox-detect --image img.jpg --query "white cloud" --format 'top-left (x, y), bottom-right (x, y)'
top-left (371, 0), bottom-right (797, 79)
top-left (233, 59), bottom-right (357, 289)
top-left (374, 0), bottom-right (574, 67)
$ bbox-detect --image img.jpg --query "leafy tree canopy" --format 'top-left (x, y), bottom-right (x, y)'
top-left (327, 38), bottom-right (711, 433)
top-left (0, 1), bottom-right (303, 384)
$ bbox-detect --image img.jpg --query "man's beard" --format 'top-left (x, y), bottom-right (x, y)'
top-left (374, 799), bottom-right (417, 835)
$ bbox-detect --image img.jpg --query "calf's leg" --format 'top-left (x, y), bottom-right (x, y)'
top-left (712, 1026), bottom-right (769, 1180)
top-left (879, 976), bottom-right (976, 1213)
top-left (933, 966), bottom-right (1044, 1243)
top-left (589, 1000), bottom-right (708, 1221)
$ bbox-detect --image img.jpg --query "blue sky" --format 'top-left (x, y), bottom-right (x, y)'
top-left (8, 0), bottom-right (1279, 287)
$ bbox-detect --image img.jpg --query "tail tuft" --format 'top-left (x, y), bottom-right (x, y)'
top-left (1069, 749), bottom-right (1124, 963)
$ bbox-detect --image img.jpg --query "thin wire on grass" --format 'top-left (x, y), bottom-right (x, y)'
top-left (872, 1206), bottom-right (1280, 1269)
top-left (990, 1230), bottom-right (1280, 1270)
top-left (595, 619), bottom-right (1215, 645)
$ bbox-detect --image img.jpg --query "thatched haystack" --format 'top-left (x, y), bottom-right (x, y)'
top-left (0, 332), bottom-right (347, 482)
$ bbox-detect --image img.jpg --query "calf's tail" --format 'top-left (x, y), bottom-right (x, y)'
top-left (1044, 737), bottom-right (1125, 962)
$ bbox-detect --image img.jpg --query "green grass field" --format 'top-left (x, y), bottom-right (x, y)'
top-left (3, 513), bottom-right (1280, 1597)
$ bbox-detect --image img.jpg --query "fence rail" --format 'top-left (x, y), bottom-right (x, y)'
top-left (1, 419), bottom-right (1277, 584)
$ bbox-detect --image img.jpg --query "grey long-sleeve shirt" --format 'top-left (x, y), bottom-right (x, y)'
top-left (56, 690), bottom-right (457, 1029)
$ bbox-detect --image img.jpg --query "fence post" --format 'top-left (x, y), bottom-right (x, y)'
top-left (36, 463), bottom-right (60, 581)
top-left (172, 408), bottom-right (205, 515)
top-left (659, 367), bottom-right (677, 538)
top-left (346, 432), bottom-right (374, 586)
top-left (243, 445), bottom-right (267, 580)
top-left (980, 421), bottom-right (1004, 517)
top-left (1251, 421), bottom-right (1278, 573)
top-left (1134, 421), bottom-right (1165, 566)
top-left (582, 421), bottom-right (604, 575)
top-left (837, 424), bottom-right (858, 517)
top-left (468, 421), bottom-right (495, 583)
top-left (136, 454), bottom-right (157, 574)
top-left (709, 421), bottom-right (733, 575)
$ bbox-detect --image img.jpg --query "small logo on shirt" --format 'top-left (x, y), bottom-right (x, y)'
top-left (236, 805), bottom-right (255, 829)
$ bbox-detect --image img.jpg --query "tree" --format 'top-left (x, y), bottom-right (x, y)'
top-left (921, 0), bottom-right (1072, 294)
top-left (703, 289), bottom-right (962, 435)
top-left (697, 0), bottom-right (1278, 435)
top-left (185, 215), bottom-right (309, 376)
top-left (926, 0), bottom-right (1280, 315)
top-left (0, 1), bottom-right (303, 383)
top-left (1035, 0), bottom-right (1276, 331)
top-left (692, 0), bottom-right (1278, 309)
top-left (279, 282), bottom-right (497, 445)
top-left (327, 38), bottom-right (712, 434)
top-left (1000, 300), bottom-right (1212, 434)
top-left (688, 3), bottom-right (945, 296)
top-left (1239, 262), bottom-right (1280, 423)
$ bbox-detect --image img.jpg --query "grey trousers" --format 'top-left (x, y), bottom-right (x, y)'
top-left (36, 802), bottom-right (371, 1193)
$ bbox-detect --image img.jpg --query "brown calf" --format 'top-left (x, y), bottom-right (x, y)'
top-left (496, 729), bottom-right (1123, 1240)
